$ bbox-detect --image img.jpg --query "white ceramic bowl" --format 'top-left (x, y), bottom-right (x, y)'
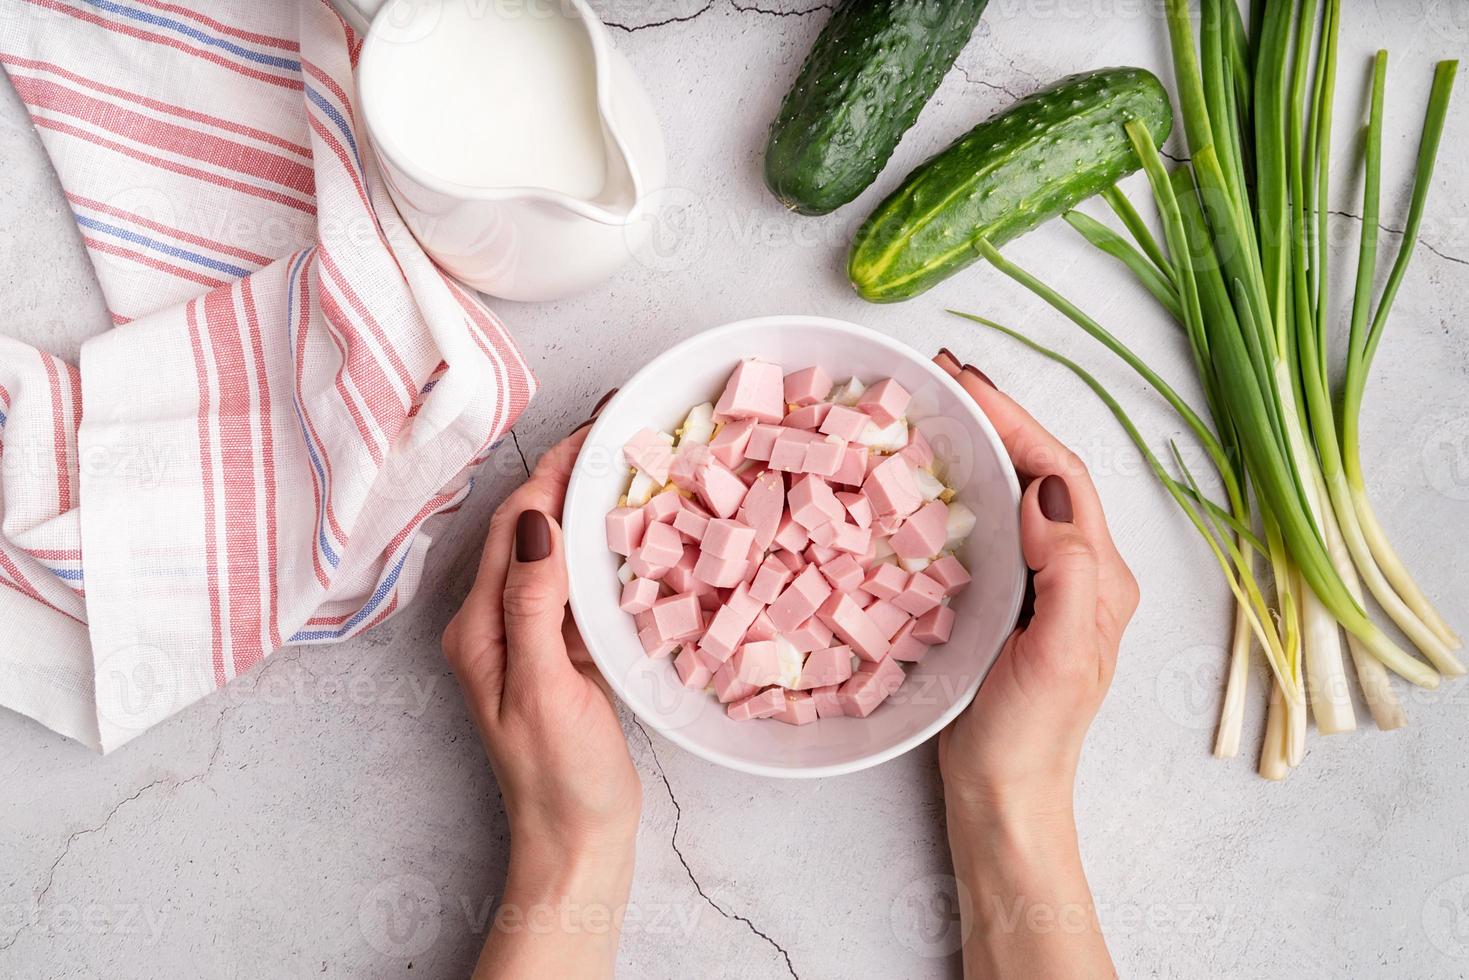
top-left (564, 316), bottom-right (1026, 778)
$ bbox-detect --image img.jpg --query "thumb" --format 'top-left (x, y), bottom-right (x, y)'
top-left (501, 508), bottom-right (575, 684)
top-left (1016, 475), bottom-right (1101, 659)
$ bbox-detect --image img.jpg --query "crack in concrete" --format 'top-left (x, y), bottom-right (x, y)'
top-left (632, 720), bottom-right (798, 978)
top-left (0, 707), bottom-right (233, 951)
top-left (1328, 209), bottom-right (1467, 269)
top-left (607, 0), bottom-right (831, 32)
top-left (604, 1), bottom-right (716, 32)
top-left (729, 1), bottom-right (833, 16)
top-left (506, 430), bottom-right (532, 478)
top-left (954, 65), bottom-right (1023, 102)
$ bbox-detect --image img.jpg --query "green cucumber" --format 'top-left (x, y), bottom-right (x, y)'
top-left (763, 0), bottom-right (990, 216)
top-left (848, 67), bottom-right (1174, 302)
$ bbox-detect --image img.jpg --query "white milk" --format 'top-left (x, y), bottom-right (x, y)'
top-left (369, 0), bottom-right (608, 198)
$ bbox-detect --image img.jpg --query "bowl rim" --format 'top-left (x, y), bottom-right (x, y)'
top-left (564, 314), bottom-right (1026, 779)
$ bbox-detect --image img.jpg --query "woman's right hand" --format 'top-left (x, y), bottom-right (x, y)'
top-left (934, 349), bottom-right (1139, 821)
top-left (933, 349), bottom-right (1136, 980)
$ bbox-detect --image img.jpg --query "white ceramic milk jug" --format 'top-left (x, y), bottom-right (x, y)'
top-left (355, 0), bottom-right (666, 302)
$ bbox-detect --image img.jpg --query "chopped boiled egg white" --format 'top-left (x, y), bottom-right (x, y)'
top-left (858, 417), bottom-right (908, 451)
top-left (945, 502), bottom-right (977, 551)
top-left (774, 636), bottom-right (804, 689)
top-left (626, 470), bottom-right (659, 507)
top-left (898, 554), bottom-right (932, 574)
top-left (831, 377), bottom-right (866, 407)
top-left (914, 468), bottom-right (946, 501)
top-left (617, 562), bottom-right (635, 585)
top-left (678, 402), bottom-right (716, 445)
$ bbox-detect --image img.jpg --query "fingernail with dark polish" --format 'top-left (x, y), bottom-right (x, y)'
top-left (1038, 475), bottom-right (1073, 523)
top-left (961, 363), bottom-right (997, 390)
top-left (515, 509), bottom-right (552, 562)
top-left (571, 388), bottom-right (619, 434)
top-left (589, 387), bottom-right (618, 419)
top-left (936, 347), bottom-right (960, 369)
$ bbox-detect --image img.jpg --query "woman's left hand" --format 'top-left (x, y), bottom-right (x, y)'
top-left (442, 416), bottom-right (641, 980)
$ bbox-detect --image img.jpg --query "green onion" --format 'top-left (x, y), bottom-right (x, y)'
top-left (955, 0), bottom-right (1458, 775)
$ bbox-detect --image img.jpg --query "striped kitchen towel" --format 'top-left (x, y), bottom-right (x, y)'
top-left (0, 0), bottom-right (535, 751)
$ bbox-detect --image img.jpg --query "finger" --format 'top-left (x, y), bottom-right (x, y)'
top-left (501, 508), bottom-right (578, 692)
top-left (933, 351), bottom-right (1123, 563)
top-left (935, 351), bottom-right (1139, 635)
top-left (463, 425), bottom-right (592, 647)
top-left (1016, 474), bottom-right (1102, 669)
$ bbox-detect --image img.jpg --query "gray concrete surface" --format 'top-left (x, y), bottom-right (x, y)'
top-left (3, 2), bottom-right (1468, 977)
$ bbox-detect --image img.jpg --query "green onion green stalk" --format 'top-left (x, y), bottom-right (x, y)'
top-left (954, 0), bottom-right (1458, 777)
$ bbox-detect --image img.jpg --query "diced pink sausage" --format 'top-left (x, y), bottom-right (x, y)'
top-left (816, 591), bottom-right (891, 662)
top-left (926, 555), bottom-right (972, 596)
top-left (733, 641), bottom-right (782, 686)
top-left (830, 445), bottom-right (869, 487)
top-left (638, 626), bottom-right (679, 659)
top-left (889, 619), bottom-right (930, 662)
top-left (715, 359), bottom-right (785, 424)
top-left (692, 551), bottom-right (748, 589)
top-left (899, 427), bottom-right (934, 470)
top-left (863, 454), bottom-right (922, 519)
top-left (651, 593), bottom-right (705, 643)
top-left (745, 609), bottom-right (778, 642)
top-left (811, 520), bottom-right (870, 556)
top-left (767, 564), bottom-right (833, 632)
top-left (836, 491), bottom-right (873, 529)
top-left (861, 562), bottom-right (908, 600)
top-left (856, 378), bottom-right (911, 428)
top-left (861, 597), bottom-right (912, 641)
top-left (703, 583), bottom-right (763, 654)
top-left (787, 615), bottom-right (834, 654)
top-left (623, 428), bottom-right (673, 484)
top-left (662, 545), bottom-right (704, 594)
top-left (812, 685), bottom-right (845, 719)
top-left (709, 417), bottom-right (756, 468)
top-left (773, 513), bottom-right (811, 554)
top-left (914, 604), bottom-right (956, 645)
top-left (796, 645), bottom-right (855, 690)
top-left (804, 542), bottom-right (839, 566)
top-left (800, 437), bottom-right (845, 477)
top-left (668, 442), bottom-right (710, 491)
top-left (768, 428), bottom-right (814, 472)
top-left (818, 553), bottom-right (865, 594)
top-left (693, 459), bottom-right (749, 518)
top-left (713, 661), bottom-right (760, 704)
top-left (773, 546), bottom-right (806, 575)
top-left (736, 471), bottom-right (785, 551)
top-left (644, 490), bottom-right (683, 524)
top-left (819, 404), bottom-right (870, 443)
top-left (773, 690), bottom-right (818, 726)
top-left (727, 686), bottom-right (785, 721)
top-left (620, 577), bottom-right (661, 615)
top-left (784, 366), bottom-right (833, 407)
top-left (674, 646), bottom-right (715, 689)
top-left (788, 475), bottom-right (845, 531)
top-left (836, 655), bottom-right (905, 717)
top-left (749, 555), bottom-right (794, 604)
top-left (702, 518), bottom-right (756, 561)
top-left (605, 506), bottom-right (647, 557)
top-left (673, 506), bottom-right (710, 542)
top-left (890, 500), bottom-right (950, 560)
top-left (630, 550), bottom-right (672, 583)
top-left (637, 521), bottom-right (684, 570)
top-left (745, 423), bottom-right (782, 462)
top-left (893, 571), bottom-right (945, 617)
top-left (783, 402), bottom-right (832, 430)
